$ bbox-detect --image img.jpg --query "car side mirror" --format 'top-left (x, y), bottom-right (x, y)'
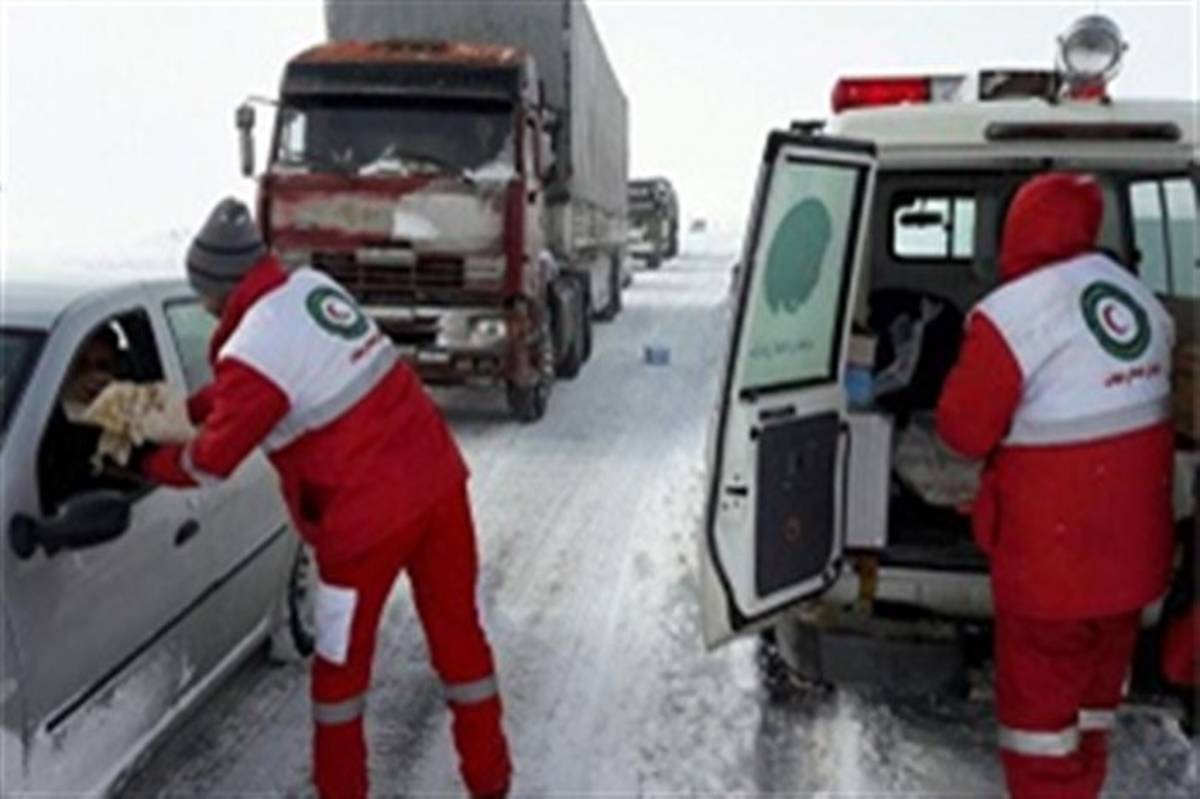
top-left (236, 103), bottom-right (256, 178)
top-left (10, 490), bottom-right (132, 560)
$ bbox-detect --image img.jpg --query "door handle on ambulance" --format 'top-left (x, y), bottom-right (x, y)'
top-left (174, 519), bottom-right (201, 547)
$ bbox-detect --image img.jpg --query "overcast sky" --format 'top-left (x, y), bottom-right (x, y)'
top-left (2, 0), bottom-right (1197, 269)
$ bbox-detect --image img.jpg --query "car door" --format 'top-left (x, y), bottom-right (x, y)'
top-left (701, 132), bottom-right (876, 648)
top-left (152, 289), bottom-right (294, 657)
top-left (1, 291), bottom-right (212, 789)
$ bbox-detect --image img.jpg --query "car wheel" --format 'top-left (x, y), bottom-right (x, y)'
top-left (506, 310), bottom-right (553, 423)
top-left (268, 544), bottom-right (316, 663)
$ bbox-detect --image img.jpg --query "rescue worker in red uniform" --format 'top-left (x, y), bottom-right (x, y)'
top-left (936, 173), bottom-right (1175, 798)
top-left (139, 198), bottom-right (512, 799)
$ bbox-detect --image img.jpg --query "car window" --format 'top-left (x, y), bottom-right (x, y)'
top-left (1, 329), bottom-right (46, 444)
top-left (37, 309), bottom-right (165, 515)
top-left (164, 300), bottom-right (217, 393)
top-left (1130, 176), bottom-right (1198, 298)
top-left (891, 193), bottom-right (975, 262)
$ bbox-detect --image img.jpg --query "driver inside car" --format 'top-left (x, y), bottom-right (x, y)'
top-left (39, 327), bottom-right (144, 514)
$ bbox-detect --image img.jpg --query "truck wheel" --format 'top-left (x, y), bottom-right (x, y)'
top-left (268, 544), bottom-right (316, 664)
top-left (596, 255), bottom-right (623, 321)
top-left (646, 253), bottom-right (662, 271)
top-left (556, 287), bottom-right (586, 380)
top-left (506, 311), bottom-right (554, 423)
top-left (581, 292), bottom-right (594, 362)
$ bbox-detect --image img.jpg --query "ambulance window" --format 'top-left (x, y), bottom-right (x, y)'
top-left (1130, 177), bottom-right (1198, 298)
top-left (891, 193), bottom-right (975, 262)
top-left (739, 159), bottom-right (866, 392)
top-left (1163, 178), bottom-right (1197, 297)
top-left (1130, 181), bottom-right (1170, 293)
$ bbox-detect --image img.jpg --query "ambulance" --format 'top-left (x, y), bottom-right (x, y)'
top-left (701, 15), bottom-right (1198, 699)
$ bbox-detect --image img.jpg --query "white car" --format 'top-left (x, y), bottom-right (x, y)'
top-left (0, 273), bottom-right (314, 795)
top-left (701, 17), bottom-right (1197, 700)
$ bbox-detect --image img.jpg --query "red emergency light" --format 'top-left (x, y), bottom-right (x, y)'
top-left (832, 77), bottom-right (931, 113)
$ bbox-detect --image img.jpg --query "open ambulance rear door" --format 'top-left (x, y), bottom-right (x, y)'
top-left (701, 131), bottom-right (876, 648)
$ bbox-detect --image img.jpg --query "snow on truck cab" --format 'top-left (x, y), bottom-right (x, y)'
top-left (235, 37), bottom-right (601, 422)
top-left (703, 16), bottom-right (1199, 695)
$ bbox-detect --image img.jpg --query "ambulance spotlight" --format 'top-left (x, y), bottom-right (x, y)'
top-left (1057, 14), bottom-right (1127, 95)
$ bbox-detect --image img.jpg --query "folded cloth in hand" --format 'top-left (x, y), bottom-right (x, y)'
top-left (63, 382), bottom-right (194, 471)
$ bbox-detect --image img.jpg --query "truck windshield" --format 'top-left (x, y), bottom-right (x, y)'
top-left (275, 98), bottom-right (515, 176)
top-left (1, 329), bottom-right (45, 445)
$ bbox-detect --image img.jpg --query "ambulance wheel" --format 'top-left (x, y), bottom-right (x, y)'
top-left (269, 544), bottom-right (316, 663)
top-left (756, 629), bottom-right (830, 704)
top-left (507, 312), bottom-right (554, 423)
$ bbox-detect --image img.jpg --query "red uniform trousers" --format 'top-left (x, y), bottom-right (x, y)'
top-left (1161, 603), bottom-right (1199, 686)
top-left (995, 611), bottom-right (1141, 799)
top-left (310, 484), bottom-right (511, 799)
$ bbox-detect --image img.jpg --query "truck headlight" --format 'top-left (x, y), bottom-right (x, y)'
top-left (470, 316), bottom-right (508, 343)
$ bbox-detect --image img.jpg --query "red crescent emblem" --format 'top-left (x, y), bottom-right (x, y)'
top-left (326, 302), bottom-right (352, 322)
top-left (1102, 304), bottom-right (1129, 335)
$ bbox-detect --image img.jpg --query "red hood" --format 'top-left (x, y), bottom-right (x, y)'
top-left (209, 255), bottom-right (288, 362)
top-left (999, 172), bottom-right (1103, 282)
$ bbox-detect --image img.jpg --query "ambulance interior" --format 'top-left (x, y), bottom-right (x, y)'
top-left (852, 168), bottom-right (1195, 570)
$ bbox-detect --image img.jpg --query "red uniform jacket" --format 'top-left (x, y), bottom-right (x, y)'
top-left (143, 257), bottom-right (467, 565)
top-left (936, 174), bottom-right (1175, 620)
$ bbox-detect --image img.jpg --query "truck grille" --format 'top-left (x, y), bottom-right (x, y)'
top-left (312, 251), bottom-right (466, 302)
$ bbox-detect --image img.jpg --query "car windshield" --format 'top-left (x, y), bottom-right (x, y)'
top-left (1, 329), bottom-right (46, 444)
top-left (275, 98), bottom-right (515, 175)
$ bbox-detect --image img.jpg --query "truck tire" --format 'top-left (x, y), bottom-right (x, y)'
top-left (596, 255), bottom-right (623, 321)
top-left (268, 544), bottom-right (316, 664)
top-left (506, 310), bottom-right (554, 423)
top-left (556, 286), bottom-right (586, 380)
top-left (581, 292), bottom-right (594, 362)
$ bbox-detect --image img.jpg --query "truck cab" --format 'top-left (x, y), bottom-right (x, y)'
top-left (628, 177), bottom-right (680, 270)
top-left (238, 40), bottom-right (589, 422)
top-left (702, 19), bottom-right (1198, 701)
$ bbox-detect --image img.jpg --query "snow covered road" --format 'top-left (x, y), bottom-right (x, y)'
top-left (123, 254), bottom-right (1197, 797)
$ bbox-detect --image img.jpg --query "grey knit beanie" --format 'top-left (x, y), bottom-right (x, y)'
top-left (186, 198), bottom-right (266, 299)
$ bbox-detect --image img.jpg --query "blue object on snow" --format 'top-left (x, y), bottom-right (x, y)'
top-left (644, 345), bottom-right (671, 366)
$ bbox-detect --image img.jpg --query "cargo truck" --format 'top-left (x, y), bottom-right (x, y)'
top-left (627, 177), bottom-right (679, 269)
top-left (235, 0), bottom-right (629, 422)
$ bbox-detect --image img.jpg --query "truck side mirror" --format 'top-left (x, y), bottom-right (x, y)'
top-left (539, 128), bottom-right (555, 181)
top-left (236, 103), bottom-right (256, 178)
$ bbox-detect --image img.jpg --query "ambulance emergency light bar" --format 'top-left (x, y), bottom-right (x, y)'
top-left (831, 14), bottom-right (1128, 112)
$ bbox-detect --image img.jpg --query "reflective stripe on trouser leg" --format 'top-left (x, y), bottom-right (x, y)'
top-left (444, 676), bottom-right (499, 705)
top-left (998, 724), bottom-right (1081, 757)
top-left (1078, 709), bottom-right (1116, 731)
top-left (313, 693), bottom-right (367, 726)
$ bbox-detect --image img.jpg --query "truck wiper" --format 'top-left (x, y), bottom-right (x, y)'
top-left (277, 152), bottom-right (359, 177)
top-left (360, 147), bottom-right (476, 185)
